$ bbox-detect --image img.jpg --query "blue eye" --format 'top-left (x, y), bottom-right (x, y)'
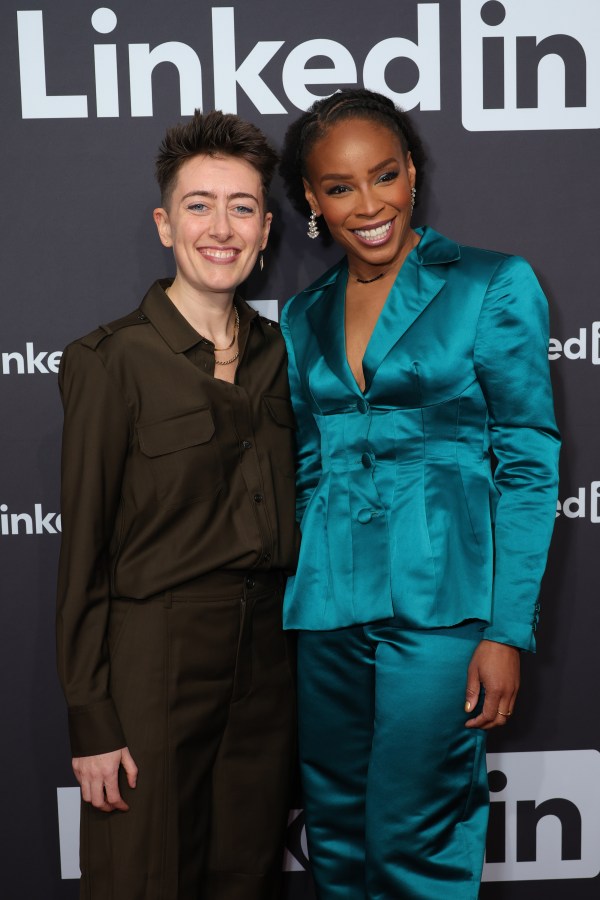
top-left (233, 205), bottom-right (255, 215)
top-left (188, 202), bottom-right (208, 212)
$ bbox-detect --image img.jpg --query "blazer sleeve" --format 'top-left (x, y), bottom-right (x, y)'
top-left (473, 255), bottom-right (560, 651)
top-left (280, 303), bottom-right (322, 523)
top-left (56, 341), bottom-right (130, 757)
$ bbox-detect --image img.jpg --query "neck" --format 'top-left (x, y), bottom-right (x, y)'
top-left (166, 278), bottom-right (236, 345)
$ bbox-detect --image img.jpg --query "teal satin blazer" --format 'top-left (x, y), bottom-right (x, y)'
top-left (280, 227), bottom-right (560, 651)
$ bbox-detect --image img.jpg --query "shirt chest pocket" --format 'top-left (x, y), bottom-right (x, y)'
top-left (137, 407), bottom-right (223, 508)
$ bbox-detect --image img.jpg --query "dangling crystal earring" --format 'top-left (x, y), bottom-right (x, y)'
top-left (411, 187), bottom-right (416, 211)
top-left (259, 252), bottom-right (264, 271)
top-left (307, 210), bottom-right (320, 239)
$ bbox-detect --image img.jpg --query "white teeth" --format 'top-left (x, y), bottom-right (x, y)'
top-left (203, 249), bottom-right (238, 259)
top-left (354, 221), bottom-right (392, 240)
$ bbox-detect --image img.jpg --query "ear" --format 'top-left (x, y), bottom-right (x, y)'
top-left (259, 211), bottom-right (273, 251)
top-left (153, 207), bottom-right (173, 248)
top-left (302, 177), bottom-right (321, 217)
top-left (406, 152), bottom-right (417, 191)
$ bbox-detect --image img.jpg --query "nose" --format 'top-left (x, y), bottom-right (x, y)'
top-left (209, 206), bottom-right (234, 242)
top-left (355, 187), bottom-right (384, 219)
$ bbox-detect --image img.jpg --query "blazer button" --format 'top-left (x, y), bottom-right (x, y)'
top-left (242, 440), bottom-right (253, 450)
top-left (253, 493), bottom-right (263, 503)
top-left (357, 508), bottom-right (373, 524)
top-left (361, 452), bottom-right (373, 469)
top-left (357, 398), bottom-right (369, 414)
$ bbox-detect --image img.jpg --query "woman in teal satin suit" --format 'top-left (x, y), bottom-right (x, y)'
top-left (279, 89), bottom-right (560, 899)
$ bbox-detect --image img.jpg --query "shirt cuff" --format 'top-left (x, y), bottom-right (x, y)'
top-left (482, 623), bottom-right (536, 653)
top-left (68, 698), bottom-right (126, 757)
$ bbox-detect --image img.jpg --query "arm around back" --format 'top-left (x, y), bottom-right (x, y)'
top-left (280, 301), bottom-right (323, 523)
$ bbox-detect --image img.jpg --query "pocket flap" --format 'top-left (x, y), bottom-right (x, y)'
top-left (263, 395), bottom-right (296, 429)
top-left (138, 407), bottom-right (216, 457)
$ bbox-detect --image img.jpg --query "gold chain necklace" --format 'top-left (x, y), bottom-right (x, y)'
top-left (213, 305), bottom-right (239, 350)
top-left (214, 306), bottom-right (240, 366)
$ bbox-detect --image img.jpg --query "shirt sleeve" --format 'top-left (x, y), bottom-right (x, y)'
top-left (473, 255), bottom-right (560, 651)
top-left (280, 303), bottom-right (323, 523)
top-left (56, 340), bottom-right (130, 756)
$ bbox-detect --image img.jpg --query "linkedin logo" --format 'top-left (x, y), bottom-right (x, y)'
top-left (483, 751), bottom-right (600, 881)
top-left (59, 751), bottom-right (600, 881)
top-left (17, 2), bottom-right (599, 130)
top-left (461, 0), bottom-right (599, 130)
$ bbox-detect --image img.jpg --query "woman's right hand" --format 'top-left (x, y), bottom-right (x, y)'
top-left (72, 747), bottom-right (138, 813)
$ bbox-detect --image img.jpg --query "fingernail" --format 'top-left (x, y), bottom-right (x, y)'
top-left (464, 701), bottom-right (471, 712)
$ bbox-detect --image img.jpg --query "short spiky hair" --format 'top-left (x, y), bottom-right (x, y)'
top-left (156, 109), bottom-right (279, 208)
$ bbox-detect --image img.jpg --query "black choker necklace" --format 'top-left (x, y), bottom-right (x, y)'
top-left (355, 271), bottom-right (385, 284)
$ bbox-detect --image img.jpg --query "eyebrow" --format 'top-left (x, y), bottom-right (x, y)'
top-left (319, 158), bottom-right (399, 183)
top-left (181, 190), bottom-right (260, 203)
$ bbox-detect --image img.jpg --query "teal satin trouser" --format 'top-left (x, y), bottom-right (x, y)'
top-left (297, 621), bottom-right (489, 899)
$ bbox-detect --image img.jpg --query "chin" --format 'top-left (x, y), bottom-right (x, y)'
top-left (356, 248), bottom-right (397, 265)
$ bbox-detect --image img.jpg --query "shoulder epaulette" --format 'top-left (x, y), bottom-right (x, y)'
top-left (80, 308), bottom-right (149, 349)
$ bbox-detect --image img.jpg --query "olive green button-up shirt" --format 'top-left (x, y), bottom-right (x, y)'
top-left (57, 280), bottom-right (299, 756)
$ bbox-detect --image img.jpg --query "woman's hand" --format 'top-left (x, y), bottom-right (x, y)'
top-left (72, 747), bottom-right (138, 813)
top-left (464, 639), bottom-right (520, 730)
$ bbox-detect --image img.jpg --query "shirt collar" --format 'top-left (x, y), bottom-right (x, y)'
top-left (140, 279), bottom-right (261, 353)
top-left (414, 226), bottom-right (461, 266)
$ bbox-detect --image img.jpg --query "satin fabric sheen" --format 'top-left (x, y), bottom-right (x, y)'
top-left (298, 622), bottom-right (489, 899)
top-left (281, 227), bottom-right (559, 897)
top-left (281, 227), bottom-right (560, 652)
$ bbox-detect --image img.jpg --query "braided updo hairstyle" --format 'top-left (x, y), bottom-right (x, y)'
top-left (279, 88), bottom-right (427, 231)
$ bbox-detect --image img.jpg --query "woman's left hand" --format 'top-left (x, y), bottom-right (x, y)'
top-left (464, 639), bottom-right (521, 730)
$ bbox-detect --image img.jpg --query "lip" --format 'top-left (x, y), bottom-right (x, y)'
top-left (198, 247), bottom-right (242, 264)
top-left (351, 218), bottom-right (395, 247)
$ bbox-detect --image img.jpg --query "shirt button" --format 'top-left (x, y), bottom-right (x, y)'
top-left (357, 398), bottom-right (369, 414)
top-left (137, 313), bottom-right (146, 320)
top-left (245, 576), bottom-right (255, 589)
top-left (361, 452), bottom-right (373, 469)
top-left (357, 508), bottom-right (373, 524)
top-left (253, 493), bottom-right (263, 503)
top-left (242, 440), bottom-right (252, 450)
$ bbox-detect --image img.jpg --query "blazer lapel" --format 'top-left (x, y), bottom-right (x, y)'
top-left (306, 261), bottom-right (360, 396)
top-left (363, 228), bottom-right (461, 390)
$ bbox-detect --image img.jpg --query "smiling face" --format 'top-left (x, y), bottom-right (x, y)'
top-left (153, 153), bottom-right (272, 304)
top-left (303, 117), bottom-right (417, 279)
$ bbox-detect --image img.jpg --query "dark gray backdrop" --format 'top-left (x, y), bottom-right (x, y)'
top-left (2, 1), bottom-right (599, 897)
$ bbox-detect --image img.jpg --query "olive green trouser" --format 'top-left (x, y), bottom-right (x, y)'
top-left (80, 570), bottom-right (296, 900)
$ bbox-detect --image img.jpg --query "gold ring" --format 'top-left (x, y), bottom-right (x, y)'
top-left (497, 710), bottom-right (512, 717)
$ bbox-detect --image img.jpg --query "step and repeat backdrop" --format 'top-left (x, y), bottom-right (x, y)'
top-left (1, 1), bottom-right (599, 897)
